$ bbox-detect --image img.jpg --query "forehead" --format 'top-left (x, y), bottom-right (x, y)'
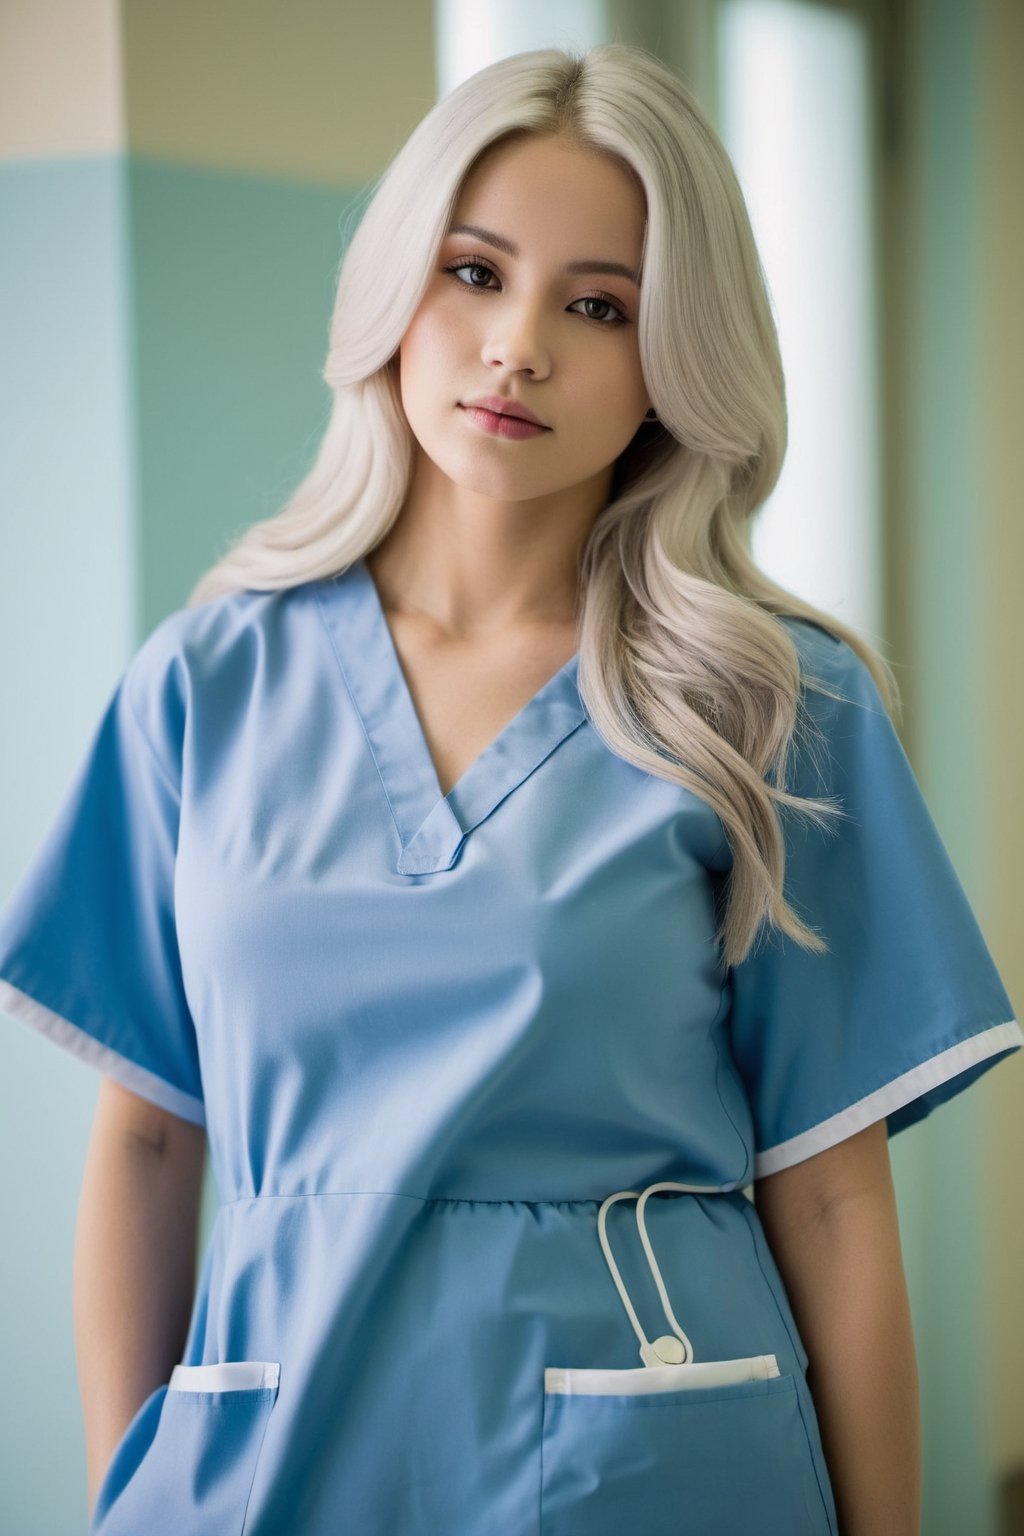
top-left (451, 134), bottom-right (646, 249)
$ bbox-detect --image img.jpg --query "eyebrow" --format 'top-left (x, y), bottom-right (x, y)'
top-left (446, 223), bottom-right (640, 286)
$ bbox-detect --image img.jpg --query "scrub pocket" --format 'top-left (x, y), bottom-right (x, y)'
top-left (89, 1361), bottom-right (280, 1536)
top-left (540, 1354), bottom-right (831, 1536)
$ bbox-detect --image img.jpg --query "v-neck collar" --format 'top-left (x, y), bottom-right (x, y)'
top-left (314, 558), bottom-right (588, 875)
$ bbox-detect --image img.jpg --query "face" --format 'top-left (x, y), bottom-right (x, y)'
top-left (396, 132), bottom-right (652, 511)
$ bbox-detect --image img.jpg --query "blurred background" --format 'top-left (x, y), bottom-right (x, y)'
top-left (0, 0), bottom-right (1021, 1531)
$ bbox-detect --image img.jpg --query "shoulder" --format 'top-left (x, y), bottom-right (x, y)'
top-left (771, 616), bottom-right (898, 805)
top-left (776, 614), bottom-right (888, 720)
top-left (121, 581), bottom-right (317, 765)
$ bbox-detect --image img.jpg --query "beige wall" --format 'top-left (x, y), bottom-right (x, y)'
top-left (0, 0), bottom-right (124, 158)
top-left (121, 0), bottom-right (435, 186)
top-left (980, 0), bottom-right (1024, 1480)
top-left (0, 0), bottom-right (435, 183)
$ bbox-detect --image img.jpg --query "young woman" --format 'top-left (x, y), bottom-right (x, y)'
top-left (0, 43), bottom-right (1018, 1536)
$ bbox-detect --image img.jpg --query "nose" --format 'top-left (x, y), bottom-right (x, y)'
top-left (481, 295), bottom-right (552, 377)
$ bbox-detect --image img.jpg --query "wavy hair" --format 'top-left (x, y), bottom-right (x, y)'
top-left (187, 42), bottom-right (900, 968)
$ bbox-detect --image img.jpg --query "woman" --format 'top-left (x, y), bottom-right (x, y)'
top-left (0, 43), bottom-right (1018, 1536)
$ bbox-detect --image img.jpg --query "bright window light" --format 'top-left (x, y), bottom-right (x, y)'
top-left (435, 0), bottom-right (609, 98)
top-left (718, 0), bottom-right (882, 641)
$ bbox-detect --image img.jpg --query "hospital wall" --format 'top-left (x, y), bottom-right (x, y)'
top-left (0, 4), bottom-right (436, 1533)
top-left (976, 0), bottom-right (1024, 1513)
top-left (884, 0), bottom-right (1024, 1524)
top-left (0, 2), bottom-right (1021, 1534)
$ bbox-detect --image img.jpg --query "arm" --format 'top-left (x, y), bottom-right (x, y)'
top-left (74, 1078), bottom-right (206, 1520)
top-left (754, 1120), bottom-right (921, 1536)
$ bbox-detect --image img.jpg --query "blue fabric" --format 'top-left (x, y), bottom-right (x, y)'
top-left (0, 557), bottom-right (1017, 1535)
top-left (726, 619), bottom-right (1020, 1172)
top-left (0, 649), bottom-right (203, 1119)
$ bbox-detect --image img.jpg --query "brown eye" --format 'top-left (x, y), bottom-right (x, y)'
top-left (572, 297), bottom-right (625, 325)
top-left (442, 257), bottom-right (628, 326)
top-left (444, 260), bottom-right (499, 289)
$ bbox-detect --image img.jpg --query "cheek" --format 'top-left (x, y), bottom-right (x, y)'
top-left (409, 297), bottom-right (462, 353)
top-left (400, 312), bottom-right (462, 402)
top-left (576, 360), bottom-right (647, 425)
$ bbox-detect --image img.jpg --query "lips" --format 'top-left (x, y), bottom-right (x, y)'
top-left (461, 395), bottom-right (548, 428)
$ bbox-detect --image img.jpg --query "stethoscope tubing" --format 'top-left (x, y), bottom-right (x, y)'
top-left (597, 1180), bottom-right (740, 1367)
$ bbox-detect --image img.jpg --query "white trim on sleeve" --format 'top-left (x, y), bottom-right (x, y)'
top-left (754, 1019), bottom-right (1022, 1178)
top-left (0, 976), bottom-right (206, 1128)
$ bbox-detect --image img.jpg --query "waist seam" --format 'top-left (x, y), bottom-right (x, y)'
top-left (217, 1184), bottom-right (748, 1209)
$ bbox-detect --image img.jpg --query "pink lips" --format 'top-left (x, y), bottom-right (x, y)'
top-left (461, 394), bottom-right (548, 428)
top-left (460, 406), bottom-right (548, 441)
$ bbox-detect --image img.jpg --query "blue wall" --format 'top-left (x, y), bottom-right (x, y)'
top-left (0, 151), bottom-right (357, 1535)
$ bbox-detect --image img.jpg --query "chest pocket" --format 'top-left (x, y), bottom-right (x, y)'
top-left (539, 1183), bottom-right (835, 1536)
top-left (88, 1361), bottom-right (280, 1536)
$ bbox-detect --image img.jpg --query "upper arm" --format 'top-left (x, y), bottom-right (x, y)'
top-left (754, 1119), bottom-right (895, 1241)
top-left (96, 1076), bottom-right (207, 1165)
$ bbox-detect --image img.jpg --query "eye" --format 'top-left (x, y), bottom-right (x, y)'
top-left (570, 296), bottom-right (625, 325)
top-left (441, 257), bottom-right (629, 327)
top-left (445, 260), bottom-right (500, 291)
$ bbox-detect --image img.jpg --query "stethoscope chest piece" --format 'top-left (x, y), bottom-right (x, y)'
top-left (651, 1334), bottom-right (687, 1364)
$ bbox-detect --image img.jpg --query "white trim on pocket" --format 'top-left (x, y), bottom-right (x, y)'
top-left (168, 1361), bottom-right (280, 1393)
top-left (544, 1353), bottom-right (780, 1396)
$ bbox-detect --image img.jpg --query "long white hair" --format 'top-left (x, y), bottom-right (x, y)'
top-left (187, 42), bottom-right (900, 968)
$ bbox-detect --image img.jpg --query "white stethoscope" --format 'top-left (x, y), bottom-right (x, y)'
top-left (597, 1180), bottom-right (730, 1367)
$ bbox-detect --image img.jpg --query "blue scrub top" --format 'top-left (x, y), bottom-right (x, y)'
top-left (0, 556), bottom-right (1019, 1536)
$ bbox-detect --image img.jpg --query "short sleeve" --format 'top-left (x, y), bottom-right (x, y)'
top-left (0, 624), bottom-right (205, 1127)
top-left (725, 620), bottom-right (1020, 1179)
